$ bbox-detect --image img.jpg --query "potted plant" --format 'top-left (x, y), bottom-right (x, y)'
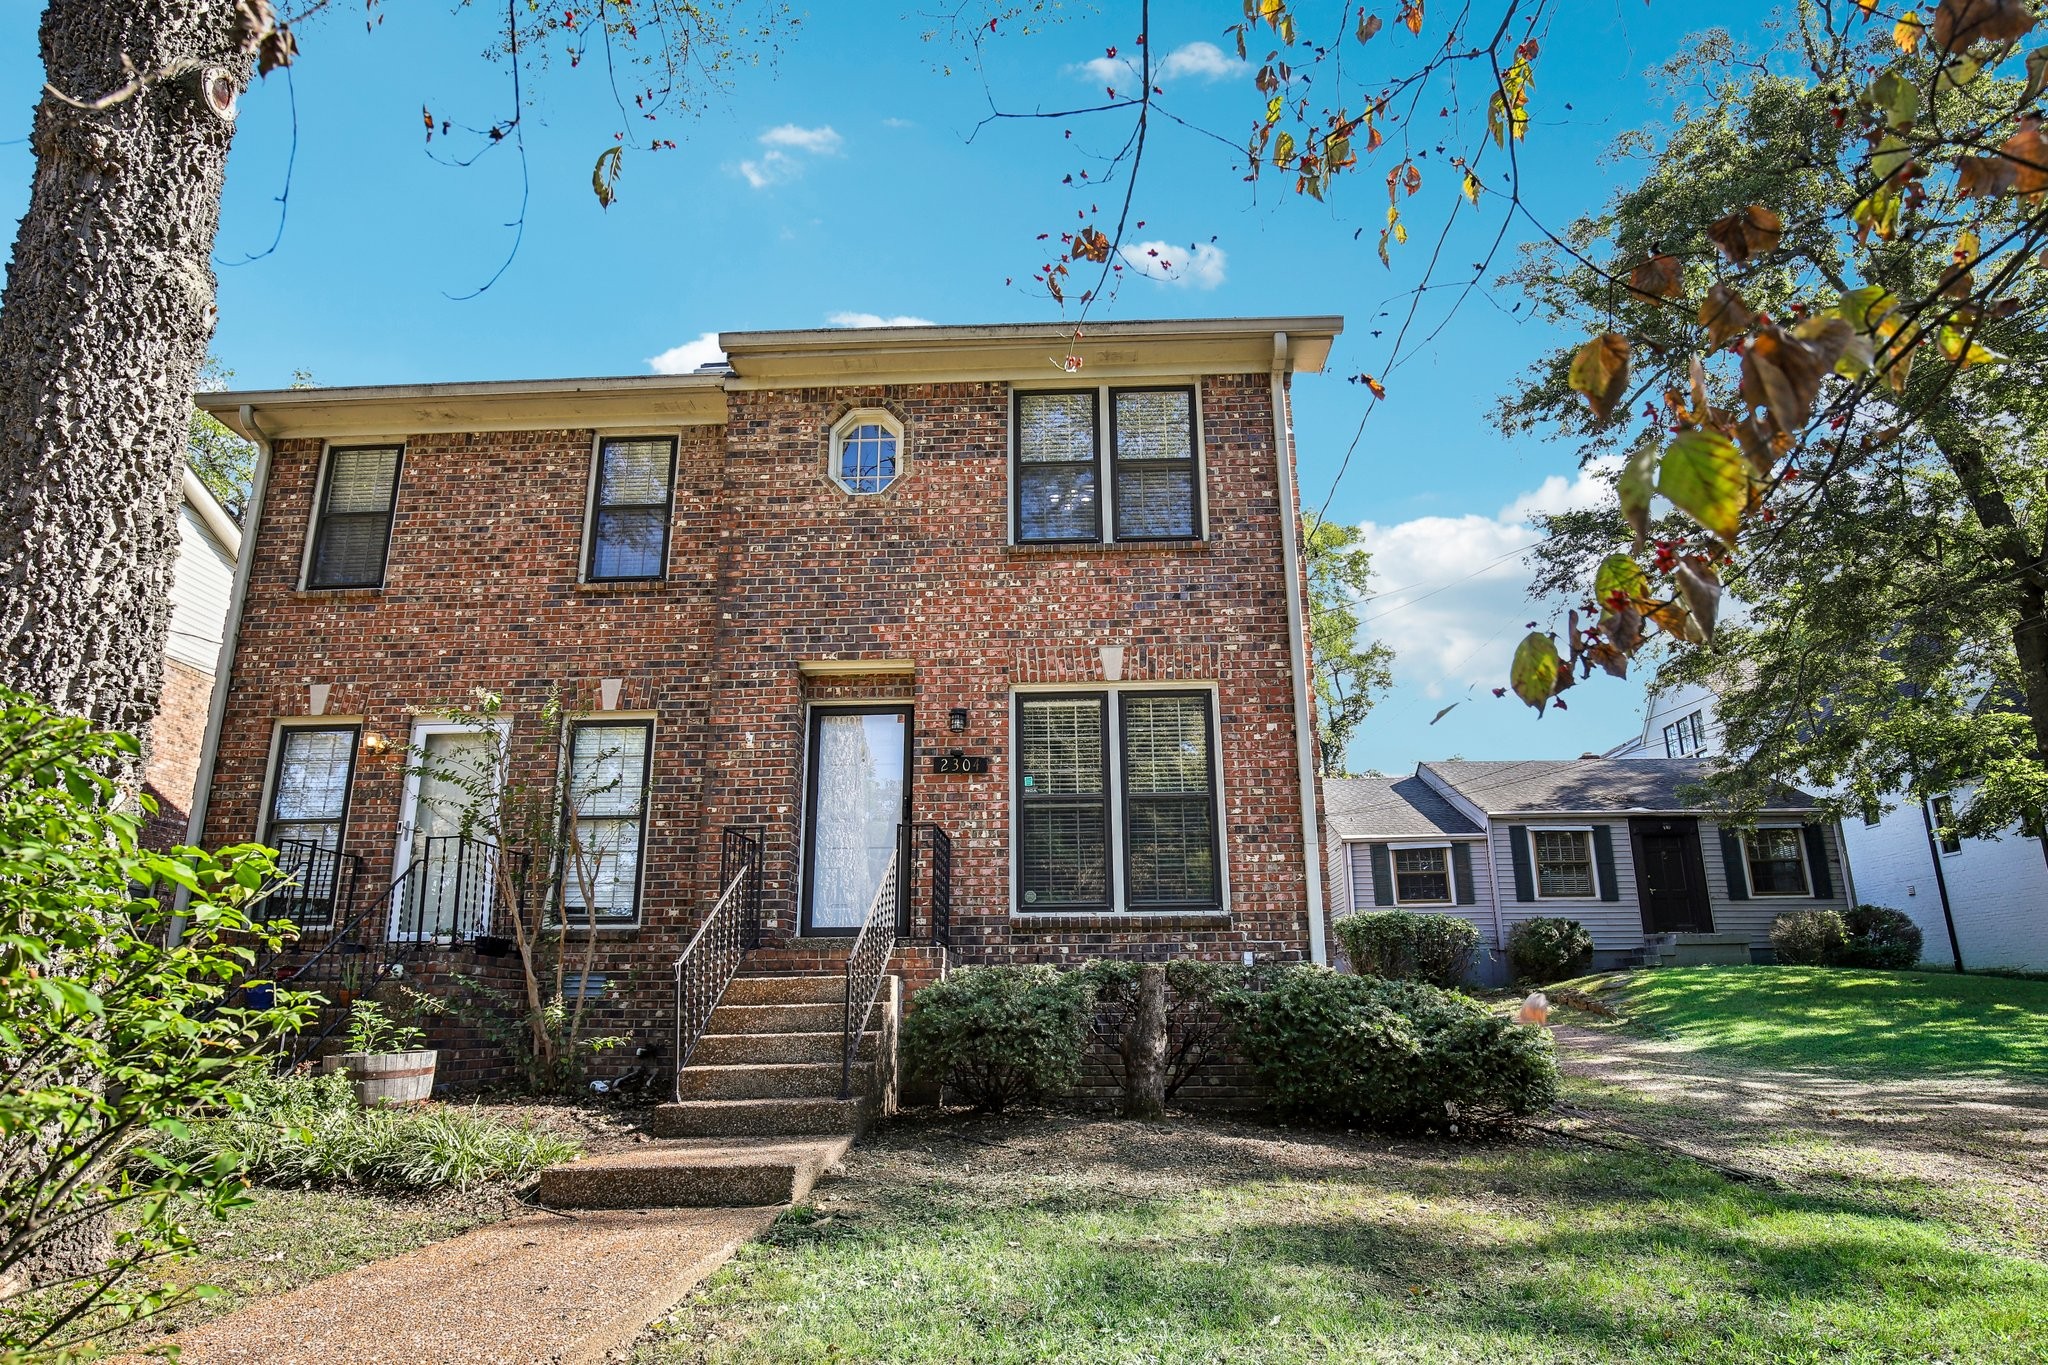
top-left (335, 955), bottom-right (368, 1006)
top-left (323, 1000), bottom-right (438, 1105)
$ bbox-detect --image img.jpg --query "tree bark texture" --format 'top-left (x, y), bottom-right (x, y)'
top-left (0, 1), bottom-right (245, 742)
top-left (1120, 963), bottom-right (1169, 1121)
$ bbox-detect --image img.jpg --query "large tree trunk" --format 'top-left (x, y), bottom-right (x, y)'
top-left (0, 1), bottom-right (244, 744)
top-left (1120, 964), bottom-right (1169, 1121)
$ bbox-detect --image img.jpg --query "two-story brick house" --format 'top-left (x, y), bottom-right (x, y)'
top-left (188, 317), bottom-right (1341, 1094)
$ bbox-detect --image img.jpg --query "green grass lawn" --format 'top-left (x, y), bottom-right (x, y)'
top-left (1555, 965), bottom-right (2048, 1081)
top-left (632, 1114), bottom-right (2048, 1365)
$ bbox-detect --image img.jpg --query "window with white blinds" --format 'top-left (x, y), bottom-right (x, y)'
top-left (307, 445), bottom-right (402, 588)
top-left (264, 725), bottom-right (359, 923)
top-left (586, 436), bottom-right (677, 581)
top-left (563, 721), bottom-right (652, 922)
top-left (1013, 386), bottom-right (1201, 544)
top-left (1015, 689), bottom-right (1222, 912)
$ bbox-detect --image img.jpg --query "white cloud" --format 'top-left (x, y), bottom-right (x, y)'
top-left (732, 124), bottom-right (841, 189)
top-left (881, 116), bottom-right (916, 129)
top-left (1118, 239), bottom-right (1227, 289)
top-left (646, 330), bottom-right (724, 374)
top-left (1354, 462), bottom-right (1617, 697)
top-left (1069, 41), bottom-right (1246, 89)
top-left (827, 312), bottom-right (936, 328)
top-left (1074, 54), bottom-right (1138, 87)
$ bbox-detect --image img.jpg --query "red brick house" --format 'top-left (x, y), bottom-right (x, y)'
top-left (188, 317), bottom-right (1340, 1097)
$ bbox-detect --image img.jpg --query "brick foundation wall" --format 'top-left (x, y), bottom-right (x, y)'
top-left (143, 657), bottom-right (214, 850)
top-left (202, 374), bottom-right (1323, 1082)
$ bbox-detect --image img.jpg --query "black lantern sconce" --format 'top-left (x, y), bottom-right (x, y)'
top-left (948, 707), bottom-right (970, 733)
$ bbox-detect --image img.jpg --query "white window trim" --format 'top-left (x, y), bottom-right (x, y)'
top-left (1528, 823), bottom-right (1601, 901)
top-left (1008, 680), bottom-right (1229, 916)
top-left (256, 715), bottom-right (367, 850)
top-left (560, 714), bottom-right (659, 930)
top-left (1740, 823), bottom-right (1815, 898)
top-left (1006, 381), bottom-right (1209, 546)
top-left (579, 430), bottom-right (682, 585)
top-left (390, 716), bottom-right (513, 941)
top-left (1387, 840), bottom-right (1456, 906)
top-left (827, 409), bottom-right (907, 497)
top-left (300, 439), bottom-right (405, 591)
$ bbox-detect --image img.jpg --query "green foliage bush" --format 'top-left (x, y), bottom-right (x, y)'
top-left (153, 1068), bottom-right (580, 1192)
top-left (1220, 967), bottom-right (1558, 1131)
top-left (1075, 959), bottom-right (1278, 1105)
top-left (900, 965), bottom-right (1089, 1112)
top-left (1771, 906), bottom-right (1922, 970)
top-left (1505, 917), bottom-right (1595, 984)
top-left (1334, 909), bottom-right (1479, 988)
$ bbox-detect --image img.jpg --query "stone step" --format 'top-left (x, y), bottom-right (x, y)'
top-left (722, 974), bottom-right (845, 1006)
top-left (692, 1029), bottom-right (874, 1067)
top-left (706, 1001), bottom-right (842, 1035)
top-left (678, 1061), bottom-right (854, 1101)
top-left (538, 1137), bottom-right (852, 1210)
top-left (651, 1096), bottom-right (871, 1139)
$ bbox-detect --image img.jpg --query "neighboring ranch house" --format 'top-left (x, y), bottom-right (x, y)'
top-left (1326, 758), bottom-right (1854, 979)
top-left (144, 469), bottom-right (242, 851)
top-left (187, 317), bottom-right (1343, 1099)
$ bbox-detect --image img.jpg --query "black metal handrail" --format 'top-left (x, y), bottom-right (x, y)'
top-left (268, 839), bottom-right (362, 932)
top-left (841, 825), bottom-right (905, 1099)
top-left (917, 822), bottom-right (953, 949)
top-left (671, 827), bottom-right (763, 1098)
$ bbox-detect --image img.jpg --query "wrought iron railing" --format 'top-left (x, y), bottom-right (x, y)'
top-left (269, 839), bottom-right (362, 932)
top-left (841, 826), bottom-right (905, 1099)
top-left (670, 827), bottom-right (764, 1097)
top-left (915, 822), bottom-right (953, 949)
top-left (388, 834), bottom-right (500, 943)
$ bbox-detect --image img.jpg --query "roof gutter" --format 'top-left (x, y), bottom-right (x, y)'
top-left (1271, 332), bottom-right (1328, 967)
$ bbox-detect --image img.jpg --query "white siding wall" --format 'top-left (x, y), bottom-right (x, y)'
top-left (166, 503), bottom-right (235, 674)
top-left (1607, 679), bottom-right (1723, 759)
top-left (1342, 838), bottom-right (1497, 944)
top-left (1841, 801), bottom-right (2048, 971)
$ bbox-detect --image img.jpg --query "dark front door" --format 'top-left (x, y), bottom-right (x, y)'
top-left (1630, 817), bottom-right (1714, 934)
top-left (800, 706), bottom-right (911, 937)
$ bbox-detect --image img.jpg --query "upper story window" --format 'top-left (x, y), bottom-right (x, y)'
top-left (307, 445), bottom-right (402, 589)
top-left (1742, 826), bottom-right (1812, 895)
top-left (1662, 709), bottom-right (1707, 757)
top-left (831, 410), bottom-right (903, 495)
top-left (1013, 385), bottom-right (1201, 544)
top-left (586, 436), bottom-right (677, 582)
top-left (1532, 828), bottom-right (1596, 898)
top-left (263, 724), bottom-right (359, 926)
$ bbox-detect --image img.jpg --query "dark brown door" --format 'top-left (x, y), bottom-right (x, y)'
top-left (1630, 817), bottom-right (1713, 934)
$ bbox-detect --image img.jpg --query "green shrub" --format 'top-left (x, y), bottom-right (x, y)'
top-left (341, 998), bottom-right (427, 1054)
top-left (1839, 905), bottom-right (1924, 969)
top-left (1505, 917), bottom-right (1595, 984)
top-left (154, 1068), bottom-right (580, 1192)
top-left (1220, 966), bottom-right (1558, 1131)
top-left (1771, 906), bottom-right (1922, 969)
top-left (1076, 959), bottom-right (1278, 1107)
top-left (900, 965), bottom-right (1089, 1112)
top-left (1333, 910), bottom-right (1479, 988)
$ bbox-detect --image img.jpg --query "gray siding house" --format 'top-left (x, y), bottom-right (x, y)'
top-left (1326, 758), bottom-right (1854, 978)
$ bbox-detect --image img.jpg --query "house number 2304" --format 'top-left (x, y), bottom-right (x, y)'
top-left (930, 755), bottom-right (991, 774)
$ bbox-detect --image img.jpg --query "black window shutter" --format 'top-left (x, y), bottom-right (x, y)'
top-left (1451, 842), bottom-right (1476, 905)
top-left (1369, 842), bottom-right (1395, 906)
top-left (1802, 824), bottom-right (1834, 899)
top-left (1508, 826), bottom-right (1534, 902)
top-left (1592, 825), bottom-right (1621, 902)
top-left (1718, 827), bottom-right (1750, 899)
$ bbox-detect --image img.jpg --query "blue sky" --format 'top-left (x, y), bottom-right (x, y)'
top-left (0, 2), bottom-right (1753, 774)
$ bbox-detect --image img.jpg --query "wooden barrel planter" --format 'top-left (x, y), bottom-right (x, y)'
top-left (324, 1049), bottom-right (438, 1106)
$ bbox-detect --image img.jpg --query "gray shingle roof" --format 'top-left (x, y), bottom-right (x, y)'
top-left (1418, 758), bottom-right (1817, 814)
top-left (1324, 775), bottom-right (1485, 840)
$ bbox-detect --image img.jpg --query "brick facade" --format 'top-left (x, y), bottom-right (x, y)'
top-left (143, 656), bottom-right (214, 851)
top-left (198, 323), bottom-right (1337, 1086)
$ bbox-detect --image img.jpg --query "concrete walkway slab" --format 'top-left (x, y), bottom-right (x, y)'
top-left (126, 1205), bottom-right (774, 1365)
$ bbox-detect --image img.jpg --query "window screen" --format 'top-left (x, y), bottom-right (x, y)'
top-left (1533, 830), bottom-right (1595, 898)
top-left (1015, 391), bottom-right (1100, 542)
top-left (587, 437), bottom-right (676, 581)
top-left (308, 446), bottom-right (401, 588)
top-left (266, 725), bottom-right (359, 924)
top-left (1392, 846), bottom-right (1451, 903)
top-left (1017, 696), bottom-right (1109, 908)
top-left (1111, 388), bottom-right (1198, 539)
top-left (1120, 693), bottom-right (1219, 908)
top-left (1745, 828), bottom-right (1809, 895)
top-left (563, 722), bottom-right (652, 921)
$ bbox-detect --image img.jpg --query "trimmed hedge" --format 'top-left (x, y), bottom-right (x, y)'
top-left (1220, 967), bottom-right (1558, 1131)
top-left (1334, 910), bottom-right (1479, 988)
top-left (1771, 905), bottom-right (1923, 970)
top-left (900, 965), bottom-right (1089, 1112)
top-left (1506, 917), bottom-right (1594, 985)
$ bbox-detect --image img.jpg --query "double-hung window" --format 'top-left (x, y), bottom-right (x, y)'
top-left (1013, 386), bottom-right (1200, 544)
top-left (264, 725), bottom-right (359, 925)
top-left (307, 445), bottom-right (402, 588)
top-left (1391, 845), bottom-right (1453, 904)
top-left (1662, 709), bottom-right (1707, 757)
top-left (1016, 690), bottom-right (1221, 912)
top-left (585, 436), bottom-right (677, 581)
top-left (1742, 826), bottom-right (1812, 896)
top-left (1532, 829), bottom-right (1596, 898)
top-left (563, 721), bottom-right (653, 923)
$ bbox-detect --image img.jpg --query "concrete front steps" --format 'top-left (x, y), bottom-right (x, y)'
top-left (539, 1136), bottom-right (851, 1209)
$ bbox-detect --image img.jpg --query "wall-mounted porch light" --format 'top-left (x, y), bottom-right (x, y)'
top-left (948, 707), bottom-right (970, 733)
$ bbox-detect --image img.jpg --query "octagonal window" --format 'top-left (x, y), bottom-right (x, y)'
top-left (832, 412), bottom-right (902, 495)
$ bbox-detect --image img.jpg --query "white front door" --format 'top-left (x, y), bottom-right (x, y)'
top-left (800, 707), bottom-right (910, 936)
top-left (391, 722), bottom-right (505, 941)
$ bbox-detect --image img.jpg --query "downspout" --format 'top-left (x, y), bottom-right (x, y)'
top-left (1270, 332), bottom-right (1328, 966)
top-left (1918, 797), bottom-right (1967, 973)
top-left (171, 404), bottom-right (273, 943)
top-left (1833, 816), bottom-right (1859, 909)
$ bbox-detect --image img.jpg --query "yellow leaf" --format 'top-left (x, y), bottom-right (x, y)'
top-left (1510, 632), bottom-right (1561, 713)
top-left (1568, 333), bottom-right (1631, 422)
top-left (1656, 429), bottom-right (1749, 543)
top-left (1937, 325), bottom-right (2002, 367)
top-left (1895, 10), bottom-right (1924, 52)
top-left (1461, 171), bottom-right (1481, 204)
